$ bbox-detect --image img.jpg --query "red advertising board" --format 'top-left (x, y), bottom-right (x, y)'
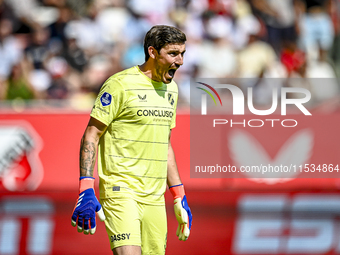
top-left (1, 190), bottom-right (340, 255)
top-left (0, 112), bottom-right (340, 254)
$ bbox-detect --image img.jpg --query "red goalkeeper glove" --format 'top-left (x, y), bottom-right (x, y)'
top-left (169, 184), bottom-right (192, 241)
top-left (71, 177), bottom-right (105, 235)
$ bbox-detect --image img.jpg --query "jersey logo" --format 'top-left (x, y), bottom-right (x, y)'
top-left (100, 92), bottom-right (112, 106)
top-left (112, 186), bottom-right (120, 191)
top-left (138, 94), bottom-right (147, 102)
top-left (168, 93), bottom-right (174, 106)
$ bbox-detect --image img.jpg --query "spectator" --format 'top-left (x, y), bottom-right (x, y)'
top-left (62, 33), bottom-right (88, 73)
top-left (197, 14), bottom-right (237, 78)
top-left (83, 54), bottom-right (113, 94)
top-left (237, 32), bottom-right (277, 78)
top-left (4, 0), bottom-right (40, 33)
top-left (0, 19), bottom-right (23, 80)
top-left (250, 0), bottom-right (298, 55)
top-left (25, 27), bottom-right (52, 93)
top-left (329, 0), bottom-right (340, 77)
top-left (0, 0), bottom-right (17, 29)
top-left (127, 0), bottom-right (175, 24)
top-left (43, 0), bottom-right (66, 8)
top-left (298, 0), bottom-right (334, 61)
top-left (306, 47), bottom-right (338, 102)
top-left (4, 61), bottom-right (38, 100)
top-left (63, 3), bottom-right (107, 56)
top-left (25, 27), bottom-right (51, 70)
top-left (280, 41), bottom-right (306, 76)
top-left (48, 6), bottom-right (73, 45)
top-left (66, 0), bottom-right (93, 17)
top-left (46, 56), bottom-right (69, 99)
top-left (237, 28), bottom-right (285, 104)
top-left (288, 45), bottom-right (338, 104)
top-left (232, 0), bottom-right (263, 50)
top-left (123, 6), bottom-right (152, 45)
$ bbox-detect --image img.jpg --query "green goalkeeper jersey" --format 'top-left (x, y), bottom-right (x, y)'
top-left (90, 66), bottom-right (178, 205)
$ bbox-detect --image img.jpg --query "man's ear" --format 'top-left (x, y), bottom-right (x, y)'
top-left (148, 46), bottom-right (158, 59)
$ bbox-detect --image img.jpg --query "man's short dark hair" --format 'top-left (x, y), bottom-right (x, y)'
top-left (144, 25), bottom-right (186, 61)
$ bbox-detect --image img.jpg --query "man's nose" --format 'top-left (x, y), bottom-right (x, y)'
top-left (175, 54), bottom-right (184, 66)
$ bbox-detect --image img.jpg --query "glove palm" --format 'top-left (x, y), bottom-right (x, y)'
top-left (170, 184), bottom-right (192, 241)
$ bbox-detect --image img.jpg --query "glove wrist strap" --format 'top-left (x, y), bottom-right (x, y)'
top-left (79, 177), bottom-right (95, 193)
top-left (169, 184), bottom-right (185, 199)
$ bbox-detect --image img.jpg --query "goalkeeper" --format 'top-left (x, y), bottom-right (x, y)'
top-left (71, 25), bottom-right (192, 255)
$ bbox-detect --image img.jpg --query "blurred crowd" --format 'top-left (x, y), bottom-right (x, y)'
top-left (0, 0), bottom-right (340, 110)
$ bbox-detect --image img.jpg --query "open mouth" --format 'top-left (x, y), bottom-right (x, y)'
top-left (168, 69), bottom-right (176, 78)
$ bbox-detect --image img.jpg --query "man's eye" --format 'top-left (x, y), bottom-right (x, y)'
top-left (169, 53), bottom-right (176, 56)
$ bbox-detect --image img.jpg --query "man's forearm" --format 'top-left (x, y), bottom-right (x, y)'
top-left (72, 124), bottom-right (106, 235)
top-left (167, 141), bottom-right (182, 187)
top-left (79, 136), bottom-right (97, 177)
top-left (79, 118), bottom-right (107, 178)
top-left (167, 140), bottom-right (192, 241)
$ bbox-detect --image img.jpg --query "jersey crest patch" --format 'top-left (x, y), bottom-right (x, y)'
top-left (100, 92), bottom-right (112, 106)
top-left (168, 93), bottom-right (174, 106)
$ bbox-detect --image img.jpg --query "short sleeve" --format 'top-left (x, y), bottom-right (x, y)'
top-left (90, 77), bottom-right (126, 126)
